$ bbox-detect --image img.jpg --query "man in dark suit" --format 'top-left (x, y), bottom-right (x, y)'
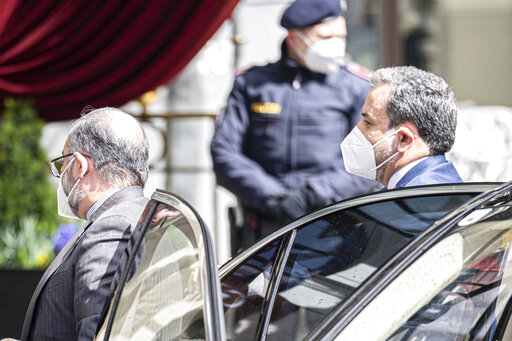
top-left (13, 107), bottom-right (149, 341)
top-left (340, 66), bottom-right (462, 189)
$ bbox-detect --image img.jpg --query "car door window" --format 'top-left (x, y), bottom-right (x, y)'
top-left (96, 191), bottom-right (225, 341)
top-left (265, 193), bottom-right (474, 341)
top-left (222, 238), bottom-right (283, 341)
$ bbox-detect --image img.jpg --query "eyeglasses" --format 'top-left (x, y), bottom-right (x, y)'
top-left (49, 152), bottom-right (90, 178)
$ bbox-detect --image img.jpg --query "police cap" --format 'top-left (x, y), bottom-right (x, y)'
top-left (280, 0), bottom-right (344, 30)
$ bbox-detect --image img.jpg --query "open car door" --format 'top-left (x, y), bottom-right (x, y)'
top-left (96, 189), bottom-right (225, 340)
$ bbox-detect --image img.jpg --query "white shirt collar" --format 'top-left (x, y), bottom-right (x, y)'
top-left (387, 157), bottom-right (428, 189)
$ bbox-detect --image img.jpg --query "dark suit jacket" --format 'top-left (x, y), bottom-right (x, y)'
top-left (395, 154), bottom-right (462, 188)
top-left (21, 186), bottom-right (148, 341)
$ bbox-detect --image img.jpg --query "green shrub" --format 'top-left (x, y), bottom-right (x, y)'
top-left (0, 98), bottom-right (61, 268)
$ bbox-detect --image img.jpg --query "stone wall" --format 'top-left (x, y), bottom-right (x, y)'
top-left (448, 106), bottom-right (512, 182)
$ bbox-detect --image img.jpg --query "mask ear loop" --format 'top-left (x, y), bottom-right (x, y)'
top-left (64, 154), bottom-right (87, 202)
top-left (60, 158), bottom-right (80, 198)
top-left (371, 129), bottom-right (401, 149)
top-left (292, 31), bottom-right (312, 61)
top-left (370, 129), bottom-right (401, 172)
top-left (61, 157), bottom-right (75, 177)
top-left (296, 31), bottom-right (313, 48)
top-left (371, 151), bottom-right (399, 171)
top-left (67, 176), bottom-right (81, 200)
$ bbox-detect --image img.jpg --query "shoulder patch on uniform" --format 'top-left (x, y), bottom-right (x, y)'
top-left (346, 61), bottom-right (373, 80)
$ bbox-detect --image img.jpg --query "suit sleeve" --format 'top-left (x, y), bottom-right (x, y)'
top-left (211, 76), bottom-right (287, 210)
top-left (72, 215), bottom-right (133, 341)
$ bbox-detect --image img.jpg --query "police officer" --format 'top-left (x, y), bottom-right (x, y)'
top-left (211, 0), bottom-right (379, 255)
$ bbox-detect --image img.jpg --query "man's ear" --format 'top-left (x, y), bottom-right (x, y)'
top-left (286, 30), bottom-right (298, 49)
top-left (396, 124), bottom-right (417, 153)
top-left (73, 152), bottom-right (89, 178)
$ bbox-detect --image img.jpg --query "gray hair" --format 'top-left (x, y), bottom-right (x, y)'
top-left (67, 107), bottom-right (149, 187)
top-left (371, 66), bottom-right (458, 155)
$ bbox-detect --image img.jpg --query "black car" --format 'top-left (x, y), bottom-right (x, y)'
top-left (96, 182), bottom-right (512, 340)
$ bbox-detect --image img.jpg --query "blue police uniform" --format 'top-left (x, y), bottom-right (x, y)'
top-left (211, 0), bottom-right (379, 254)
top-left (211, 43), bottom-right (377, 216)
top-left (395, 155), bottom-right (462, 188)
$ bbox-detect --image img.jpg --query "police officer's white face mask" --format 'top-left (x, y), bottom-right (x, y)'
top-left (340, 126), bottom-right (400, 180)
top-left (297, 32), bottom-right (346, 74)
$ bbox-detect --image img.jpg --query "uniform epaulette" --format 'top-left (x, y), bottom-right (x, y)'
top-left (346, 61), bottom-right (373, 80)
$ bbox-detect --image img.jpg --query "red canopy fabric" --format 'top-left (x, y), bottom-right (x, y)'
top-left (0, 0), bottom-right (239, 121)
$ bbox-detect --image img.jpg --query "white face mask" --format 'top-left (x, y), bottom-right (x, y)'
top-left (340, 127), bottom-right (399, 180)
top-left (297, 32), bottom-right (346, 74)
top-left (57, 159), bottom-right (82, 220)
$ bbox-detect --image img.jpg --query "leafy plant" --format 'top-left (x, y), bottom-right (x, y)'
top-left (0, 98), bottom-right (63, 268)
top-left (0, 218), bottom-right (54, 268)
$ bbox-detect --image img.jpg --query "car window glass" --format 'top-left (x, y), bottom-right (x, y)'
top-left (385, 194), bottom-right (512, 340)
top-left (222, 238), bottom-right (282, 340)
top-left (96, 200), bottom-right (218, 341)
top-left (265, 193), bottom-right (474, 340)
